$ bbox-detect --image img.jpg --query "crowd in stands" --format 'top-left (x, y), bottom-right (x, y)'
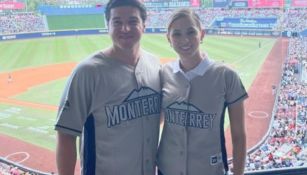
top-left (280, 8), bottom-right (307, 32)
top-left (0, 161), bottom-right (32, 175)
top-left (39, 0), bottom-right (108, 5)
top-left (146, 8), bottom-right (283, 28)
top-left (146, 8), bottom-right (307, 33)
top-left (245, 37), bottom-right (307, 171)
top-left (0, 7), bottom-right (306, 35)
top-left (146, 8), bottom-right (305, 32)
top-left (0, 159), bottom-right (54, 175)
top-left (0, 12), bottom-right (45, 35)
top-left (122, 3), bottom-right (307, 33)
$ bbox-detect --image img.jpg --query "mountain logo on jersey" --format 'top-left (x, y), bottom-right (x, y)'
top-left (165, 102), bottom-right (216, 129)
top-left (106, 87), bottom-right (161, 128)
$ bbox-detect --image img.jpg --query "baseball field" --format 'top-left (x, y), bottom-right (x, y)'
top-left (0, 34), bottom-right (286, 173)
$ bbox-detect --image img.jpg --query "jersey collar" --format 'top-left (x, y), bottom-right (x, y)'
top-left (171, 57), bottom-right (213, 81)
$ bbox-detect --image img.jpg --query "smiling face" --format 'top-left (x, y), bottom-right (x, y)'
top-left (167, 15), bottom-right (204, 59)
top-left (108, 6), bottom-right (145, 50)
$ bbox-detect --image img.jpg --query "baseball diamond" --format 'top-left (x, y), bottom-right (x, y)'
top-left (0, 1), bottom-right (306, 174)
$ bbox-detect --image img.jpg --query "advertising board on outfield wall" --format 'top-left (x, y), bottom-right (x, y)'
top-left (144, 1), bottom-right (191, 8)
top-left (0, 2), bottom-right (24, 10)
top-left (247, 0), bottom-right (284, 8)
top-left (213, 18), bottom-right (278, 29)
top-left (0, 29), bottom-right (106, 41)
top-left (246, 0), bottom-right (307, 8)
top-left (231, 1), bottom-right (248, 8)
top-left (210, 0), bottom-right (307, 8)
top-left (1, 28), bottom-right (304, 42)
top-left (213, 0), bottom-right (230, 7)
top-left (291, 0), bottom-right (307, 7)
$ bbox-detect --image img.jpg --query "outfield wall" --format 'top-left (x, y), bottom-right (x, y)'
top-left (0, 29), bottom-right (107, 41)
top-left (2, 28), bottom-right (305, 42)
top-left (47, 14), bottom-right (105, 30)
top-left (0, 28), bottom-right (287, 41)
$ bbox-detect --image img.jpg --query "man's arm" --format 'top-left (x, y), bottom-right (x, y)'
top-left (228, 100), bottom-right (246, 175)
top-left (56, 132), bottom-right (77, 175)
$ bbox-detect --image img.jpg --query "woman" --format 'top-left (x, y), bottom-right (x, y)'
top-left (157, 8), bottom-right (247, 175)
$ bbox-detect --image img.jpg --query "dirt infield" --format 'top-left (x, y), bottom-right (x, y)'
top-left (225, 38), bottom-right (289, 155)
top-left (0, 62), bottom-right (76, 111)
top-left (0, 40), bottom-right (288, 174)
top-left (0, 62), bottom-right (80, 174)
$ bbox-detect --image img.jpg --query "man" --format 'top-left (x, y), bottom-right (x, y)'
top-left (55, 0), bottom-right (161, 175)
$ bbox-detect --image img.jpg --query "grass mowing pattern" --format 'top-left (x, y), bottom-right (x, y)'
top-left (13, 78), bottom-right (68, 106)
top-left (0, 35), bottom-right (111, 71)
top-left (0, 104), bottom-right (57, 151)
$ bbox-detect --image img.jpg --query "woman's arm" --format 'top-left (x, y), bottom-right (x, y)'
top-left (228, 100), bottom-right (246, 175)
top-left (56, 132), bottom-right (77, 175)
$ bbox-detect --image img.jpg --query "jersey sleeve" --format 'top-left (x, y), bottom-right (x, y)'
top-left (55, 62), bottom-right (95, 136)
top-left (225, 68), bottom-right (248, 105)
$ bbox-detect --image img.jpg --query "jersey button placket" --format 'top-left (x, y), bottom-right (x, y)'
top-left (142, 106), bottom-right (152, 173)
top-left (144, 158), bottom-right (152, 173)
top-left (134, 62), bottom-right (143, 88)
top-left (184, 82), bottom-right (191, 175)
top-left (135, 71), bottom-right (143, 88)
top-left (180, 150), bottom-right (184, 156)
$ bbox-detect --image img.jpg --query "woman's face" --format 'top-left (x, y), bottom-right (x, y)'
top-left (167, 16), bottom-right (204, 58)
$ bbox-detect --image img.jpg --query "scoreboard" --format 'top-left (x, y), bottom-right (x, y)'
top-left (247, 0), bottom-right (284, 8)
top-left (291, 0), bottom-right (307, 7)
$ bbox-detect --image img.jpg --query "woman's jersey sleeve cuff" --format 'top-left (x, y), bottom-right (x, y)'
top-left (227, 93), bottom-right (248, 105)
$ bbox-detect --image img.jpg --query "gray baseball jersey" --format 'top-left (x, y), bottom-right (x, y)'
top-left (157, 59), bottom-right (247, 175)
top-left (55, 50), bottom-right (161, 175)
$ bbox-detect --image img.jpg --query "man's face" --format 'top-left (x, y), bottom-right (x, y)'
top-left (108, 6), bottom-right (145, 50)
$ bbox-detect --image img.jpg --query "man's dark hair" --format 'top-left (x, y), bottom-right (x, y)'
top-left (105, 0), bottom-right (147, 23)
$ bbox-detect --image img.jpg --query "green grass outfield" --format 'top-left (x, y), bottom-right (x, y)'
top-left (0, 34), bottom-right (276, 151)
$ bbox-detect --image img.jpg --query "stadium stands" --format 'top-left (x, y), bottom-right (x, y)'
top-left (243, 37), bottom-right (307, 173)
top-left (146, 8), bottom-right (284, 29)
top-left (0, 12), bottom-right (46, 35)
top-left (38, 0), bottom-right (108, 5)
top-left (281, 8), bottom-right (307, 32)
top-left (0, 1), bottom-right (306, 174)
top-left (0, 6), bottom-right (306, 35)
top-left (0, 157), bottom-right (50, 175)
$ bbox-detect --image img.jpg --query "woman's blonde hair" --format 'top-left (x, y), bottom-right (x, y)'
top-left (167, 8), bottom-right (202, 31)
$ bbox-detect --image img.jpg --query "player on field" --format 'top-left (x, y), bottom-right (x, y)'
top-left (55, 0), bottom-right (161, 174)
top-left (157, 8), bottom-right (248, 175)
